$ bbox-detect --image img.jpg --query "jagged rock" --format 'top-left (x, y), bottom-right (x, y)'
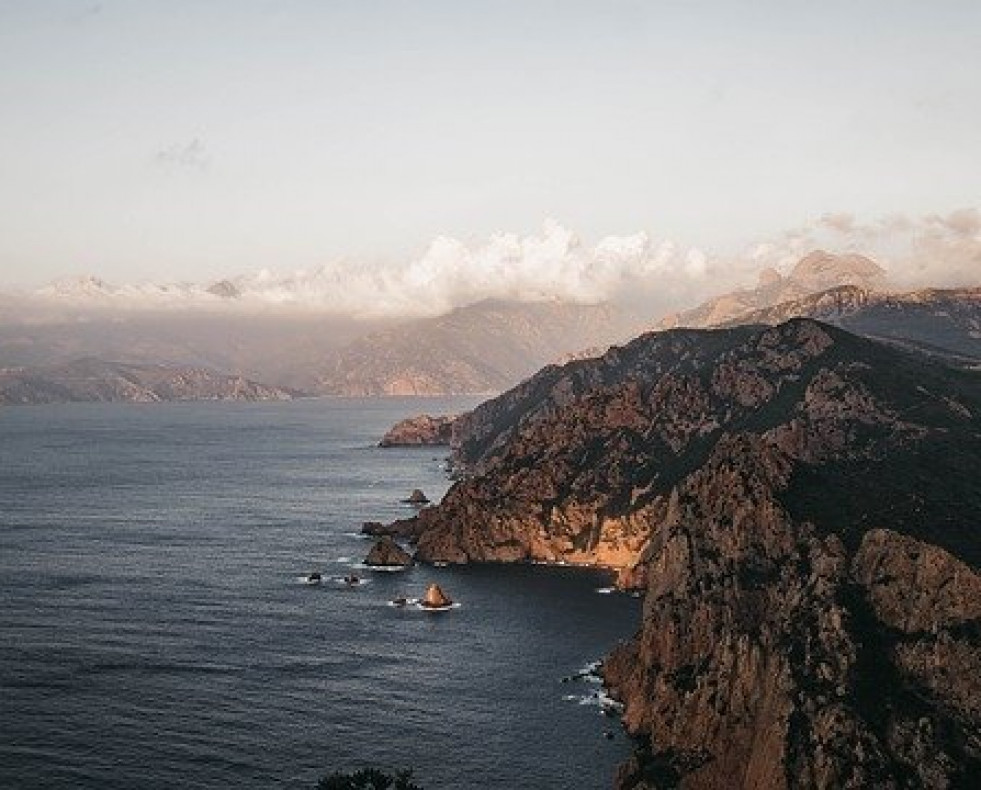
top-left (364, 536), bottom-right (412, 567)
top-left (379, 414), bottom-right (459, 447)
top-left (386, 317), bottom-right (981, 788)
top-left (361, 518), bottom-right (427, 541)
top-left (403, 489), bottom-right (430, 505)
top-left (420, 583), bottom-right (452, 609)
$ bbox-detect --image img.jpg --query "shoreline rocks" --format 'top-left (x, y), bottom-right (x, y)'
top-left (379, 414), bottom-right (459, 447)
top-left (402, 489), bottom-right (430, 505)
top-left (420, 583), bottom-right (453, 609)
top-left (364, 536), bottom-right (413, 568)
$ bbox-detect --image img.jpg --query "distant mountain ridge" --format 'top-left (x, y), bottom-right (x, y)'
top-left (724, 284), bottom-right (981, 367)
top-left (0, 358), bottom-right (294, 404)
top-left (660, 250), bottom-right (886, 330)
top-left (316, 299), bottom-right (644, 396)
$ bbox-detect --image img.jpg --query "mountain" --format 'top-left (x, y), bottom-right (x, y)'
top-left (316, 299), bottom-right (644, 396)
top-left (722, 284), bottom-right (981, 367)
top-left (0, 312), bottom-right (383, 392)
top-left (659, 250), bottom-right (886, 330)
top-left (382, 319), bottom-right (981, 787)
top-left (0, 358), bottom-right (294, 404)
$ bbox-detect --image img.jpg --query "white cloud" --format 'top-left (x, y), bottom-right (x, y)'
top-left (25, 211), bottom-right (980, 320)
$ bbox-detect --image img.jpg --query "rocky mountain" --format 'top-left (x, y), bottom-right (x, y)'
top-left (379, 319), bottom-right (981, 787)
top-left (659, 250), bottom-right (886, 330)
top-left (0, 358), bottom-right (294, 404)
top-left (316, 299), bottom-right (644, 396)
top-left (723, 285), bottom-right (981, 367)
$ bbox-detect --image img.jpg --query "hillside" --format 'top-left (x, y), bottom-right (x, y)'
top-left (316, 299), bottom-right (643, 396)
top-left (0, 358), bottom-right (294, 404)
top-left (724, 284), bottom-right (981, 367)
top-left (382, 319), bottom-right (981, 788)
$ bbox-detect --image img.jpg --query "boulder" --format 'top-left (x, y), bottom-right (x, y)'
top-left (403, 489), bottom-right (430, 505)
top-left (421, 583), bottom-right (452, 609)
top-left (364, 536), bottom-right (413, 568)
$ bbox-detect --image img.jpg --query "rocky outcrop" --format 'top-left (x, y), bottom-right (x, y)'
top-left (361, 519), bottom-right (426, 540)
top-left (0, 358), bottom-right (295, 404)
top-left (382, 317), bottom-right (981, 787)
top-left (379, 414), bottom-right (460, 447)
top-left (421, 583), bottom-right (453, 608)
top-left (364, 536), bottom-right (413, 567)
top-left (403, 489), bottom-right (430, 505)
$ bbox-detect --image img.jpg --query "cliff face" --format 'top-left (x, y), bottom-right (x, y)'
top-left (393, 318), bottom-right (981, 788)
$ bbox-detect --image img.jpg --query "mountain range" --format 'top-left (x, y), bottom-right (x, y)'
top-left (0, 250), bottom-right (976, 403)
top-left (0, 358), bottom-right (293, 405)
top-left (317, 299), bottom-right (645, 396)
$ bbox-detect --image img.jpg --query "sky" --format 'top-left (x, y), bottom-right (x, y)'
top-left (0, 0), bottom-right (979, 290)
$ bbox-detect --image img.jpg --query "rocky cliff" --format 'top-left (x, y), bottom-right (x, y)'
top-left (383, 318), bottom-right (981, 787)
top-left (0, 358), bottom-right (295, 404)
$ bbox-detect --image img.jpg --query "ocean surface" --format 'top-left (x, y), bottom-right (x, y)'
top-left (0, 398), bottom-right (641, 789)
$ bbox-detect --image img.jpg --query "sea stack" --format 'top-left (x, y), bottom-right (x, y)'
top-left (403, 489), bottom-right (430, 505)
top-left (364, 536), bottom-right (412, 568)
top-left (420, 583), bottom-right (452, 609)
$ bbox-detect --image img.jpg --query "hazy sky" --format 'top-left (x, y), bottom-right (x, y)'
top-left (1, 0), bottom-right (979, 288)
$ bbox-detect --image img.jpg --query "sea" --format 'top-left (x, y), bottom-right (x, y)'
top-left (0, 397), bottom-right (641, 789)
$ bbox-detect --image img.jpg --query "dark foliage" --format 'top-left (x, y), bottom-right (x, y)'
top-left (317, 767), bottom-right (422, 790)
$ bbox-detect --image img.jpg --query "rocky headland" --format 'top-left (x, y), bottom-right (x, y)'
top-left (379, 414), bottom-right (459, 447)
top-left (372, 317), bottom-right (981, 787)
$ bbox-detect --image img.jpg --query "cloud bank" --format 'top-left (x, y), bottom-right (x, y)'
top-left (24, 210), bottom-right (981, 320)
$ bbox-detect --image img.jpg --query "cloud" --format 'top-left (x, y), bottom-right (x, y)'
top-left (153, 139), bottom-right (210, 171)
top-left (230, 219), bottom-right (715, 318)
top-left (28, 211), bottom-right (980, 319)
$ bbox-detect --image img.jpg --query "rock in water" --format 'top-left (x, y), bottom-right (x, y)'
top-left (421, 583), bottom-right (452, 609)
top-left (403, 489), bottom-right (430, 505)
top-left (364, 536), bottom-right (412, 567)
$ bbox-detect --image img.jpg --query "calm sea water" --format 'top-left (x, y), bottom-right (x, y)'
top-left (0, 398), bottom-right (640, 789)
